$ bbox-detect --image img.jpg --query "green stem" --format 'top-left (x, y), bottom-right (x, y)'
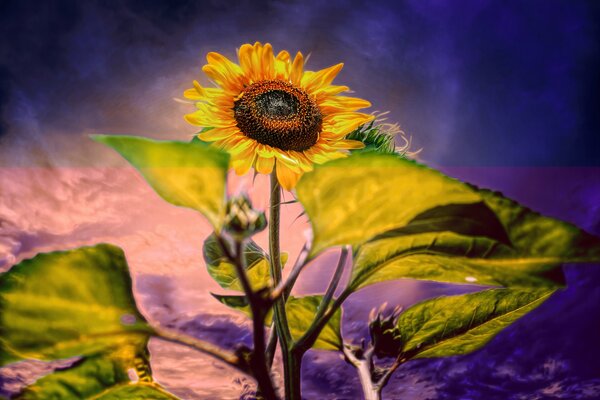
top-left (153, 326), bottom-right (248, 373)
top-left (215, 235), bottom-right (278, 400)
top-left (312, 247), bottom-right (348, 327)
top-left (268, 171), bottom-right (300, 399)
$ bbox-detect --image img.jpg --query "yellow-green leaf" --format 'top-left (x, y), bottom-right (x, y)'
top-left (92, 135), bottom-right (229, 229)
top-left (0, 244), bottom-right (151, 365)
top-left (350, 191), bottom-right (600, 290)
top-left (296, 153), bottom-right (481, 256)
top-left (203, 234), bottom-right (287, 291)
top-left (15, 349), bottom-right (178, 400)
top-left (394, 289), bottom-right (556, 359)
top-left (212, 295), bottom-right (342, 350)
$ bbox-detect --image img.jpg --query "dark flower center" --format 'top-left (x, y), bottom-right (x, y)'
top-left (233, 80), bottom-right (322, 151)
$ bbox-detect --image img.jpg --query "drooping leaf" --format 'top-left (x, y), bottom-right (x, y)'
top-left (350, 189), bottom-right (600, 290)
top-left (212, 294), bottom-right (342, 350)
top-left (203, 233), bottom-right (287, 291)
top-left (393, 289), bottom-right (556, 360)
top-left (0, 244), bottom-right (151, 365)
top-left (296, 153), bottom-right (481, 256)
top-left (15, 346), bottom-right (177, 400)
top-left (92, 135), bottom-right (229, 229)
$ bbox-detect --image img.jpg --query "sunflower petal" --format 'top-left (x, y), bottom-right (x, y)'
top-left (232, 151), bottom-right (256, 175)
top-left (238, 43), bottom-right (255, 77)
top-left (184, 81), bottom-right (224, 101)
top-left (185, 110), bottom-right (235, 128)
top-left (319, 96), bottom-right (372, 113)
top-left (255, 155), bottom-right (275, 174)
top-left (314, 85), bottom-right (350, 97)
top-left (256, 144), bottom-right (276, 158)
top-left (276, 160), bottom-right (302, 190)
top-left (290, 52), bottom-right (304, 85)
top-left (324, 112), bottom-right (376, 137)
top-left (301, 63), bottom-right (344, 93)
top-left (261, 43), bottom-right (275, 80)
top-left (203, 52), bottom-right (245, 92)
top-left (274, 50), bottom-right (291, 80)
top-left (199, 127), bottom-right (239, 142)
top-left (276, 50), bottom-right (291, 62)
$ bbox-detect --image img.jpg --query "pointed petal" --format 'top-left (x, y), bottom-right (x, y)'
top-left (319, 96), bottom-right (372, 113)
top-left (301, 63), bottom-right (344, 93)
top-left (290, 52), bottom-right (304, 85)
top-left (276, 160), bottom-right (302, 190)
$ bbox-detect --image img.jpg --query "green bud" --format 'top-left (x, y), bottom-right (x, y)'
top-left (223, 195), bottom-right (267, 239)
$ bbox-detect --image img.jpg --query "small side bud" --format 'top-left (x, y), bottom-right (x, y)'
top-left (224, 194), bottom-right (267, 239)
top-left (368, 305), bottom-right (403, 358)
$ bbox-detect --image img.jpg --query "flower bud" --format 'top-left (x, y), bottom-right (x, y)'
top-left (224, 194), bottom-right (267, 239)
top-left (368, 305), bottom-right (403, 358)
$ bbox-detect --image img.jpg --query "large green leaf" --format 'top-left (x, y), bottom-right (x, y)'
top-left (350, 190), bottom-right (600, 290)
top-left (92, 135), bottom-right (229, 229)
top-left (1, 245), bottom-right (179, 399)
top-left (16, 356), bottom-right (129, 399)
top-left (212, 294), bottom-right (342, 350)
top-left (296, 153), bottom-right (481, 256)
top-left (392, 289), bottom-right (555, 360)
top-left (203, 234), bottom-right (287, 291)
top-left (15, 348), bottom-right (177, 400)
top-left (0, 244), bottom-right (151, 364)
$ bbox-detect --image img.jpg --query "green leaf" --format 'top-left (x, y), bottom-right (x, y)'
top-left (296, 153), bottom-right (481, 256)
top-left (212, 295), bottom-right (342, 350)
top-left (15, 356), bottom-right (129, 399)
top-left (203, 234), bottom-right (287, 291)
top-left (2, 245), bottom-right (180, 399)
top-left (92, 135), bottom-right (229, 229)
top-left (350, 189), bottom-right (600, 290)
top-left (0, 244), bottom-right (151, 364)
top-left (15, 350), bottom-right (177, 400)
top-left (394, 289), bottom-right (556, 359)
top-left (285, 296), bottom-right (342, 350)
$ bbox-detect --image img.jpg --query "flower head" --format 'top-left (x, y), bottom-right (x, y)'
top-left (184, 42), bottom-right (374, 189)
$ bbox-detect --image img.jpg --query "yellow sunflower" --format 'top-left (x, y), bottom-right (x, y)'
top-left (184, 42), bottom-right (374, 190)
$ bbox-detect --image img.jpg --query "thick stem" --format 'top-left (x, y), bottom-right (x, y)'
top-left (216, 235), bottom-right (278, 400)
top-left (356, 362), bottom-right (381, 400)
top-left (234, 239), bottom-right (278, 400)
top-left (269, 171), bottom-right (301, 400)
top-left (343, 346), bottom-right (382, 400)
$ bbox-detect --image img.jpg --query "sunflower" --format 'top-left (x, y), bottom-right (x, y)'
top-left (184, 42), bottom-right (374, 190)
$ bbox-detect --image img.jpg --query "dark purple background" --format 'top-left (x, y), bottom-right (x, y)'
top-left (1, 1), bottom-right (599, 399)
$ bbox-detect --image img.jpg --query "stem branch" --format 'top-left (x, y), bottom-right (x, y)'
top-left (153, 326), bottom-right (249, 373)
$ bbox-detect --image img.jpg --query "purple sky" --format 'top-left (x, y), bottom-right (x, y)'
top-left (1, 1), bottom-right (599, 398)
